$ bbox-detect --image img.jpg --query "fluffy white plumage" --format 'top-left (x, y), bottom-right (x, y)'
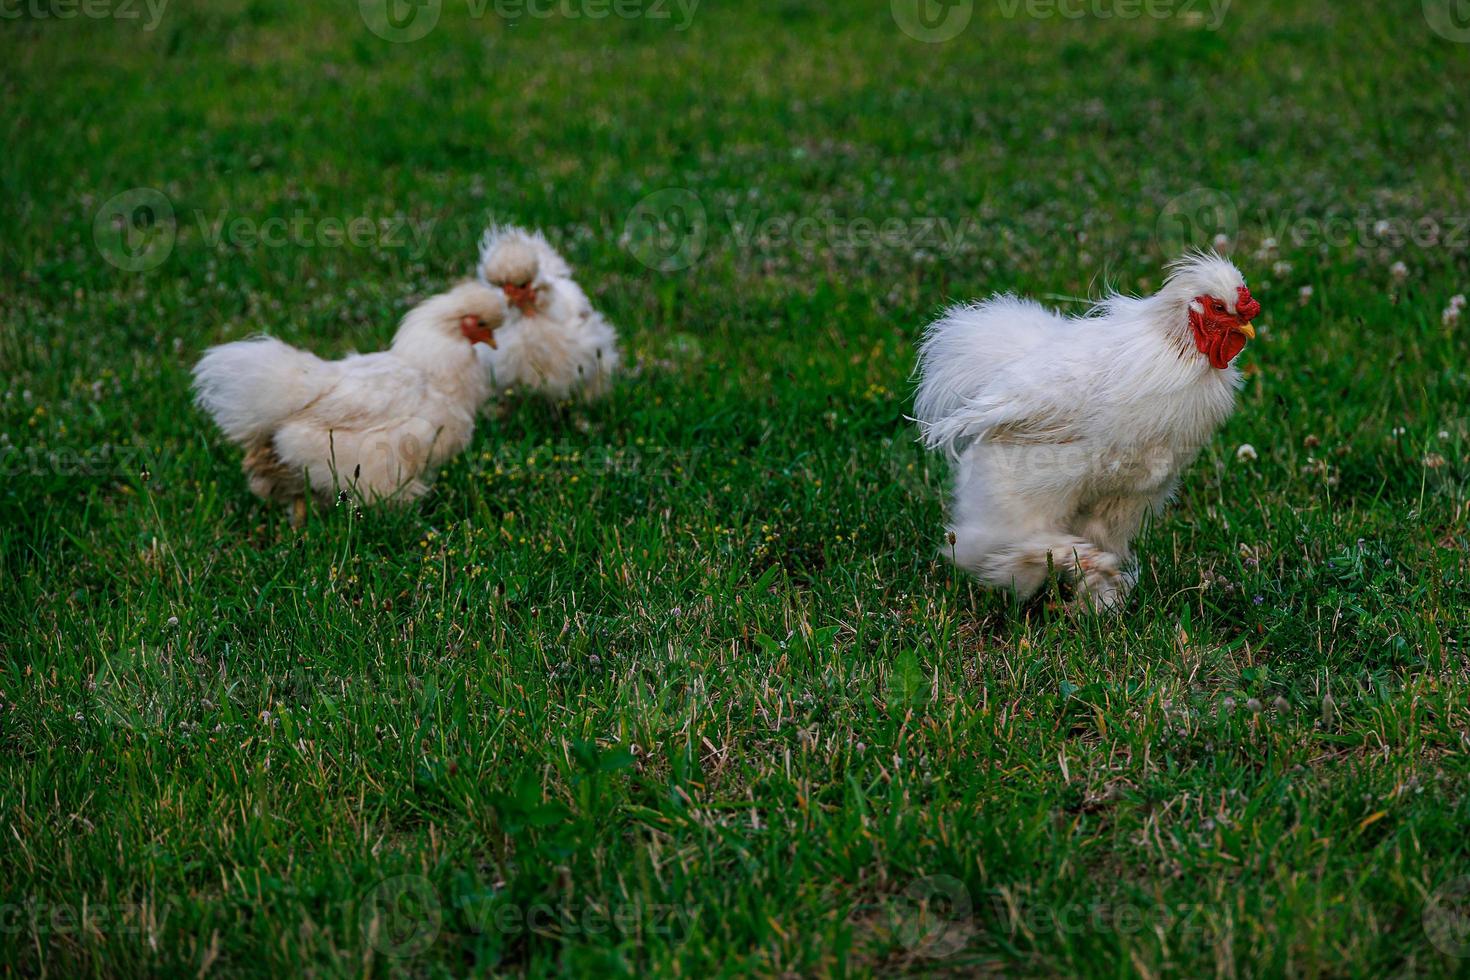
top-left (475, 225), bottom-right (620, 400)
top-left (192, 280), bottom-right (508, 515)
top-left (913, 252), bottom-right (1259, 610)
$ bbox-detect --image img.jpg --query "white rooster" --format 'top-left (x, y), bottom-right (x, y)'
top-left (476, 225), bottom-right (620, 400)
top-left (192, 280), bottom-right (509, 524)
top-left (913, 252), bottom-right (1261, 610)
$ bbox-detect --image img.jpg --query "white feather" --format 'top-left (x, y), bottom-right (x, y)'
top-left (476, 225), bottom-right (620, 400)
top-left (912, 252), bottom-right (1256, 609)
top-left (192, 281), bottom-right (505, 507)
top-left (192, 336), bottom-right (333, 447)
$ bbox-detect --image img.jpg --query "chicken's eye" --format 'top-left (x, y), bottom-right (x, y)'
top-left (1211, 300), bottom-right (1227, 314)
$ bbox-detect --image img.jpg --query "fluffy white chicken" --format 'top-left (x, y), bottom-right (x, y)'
top-left (913, 252), bottom-right (1261, 610)
top-left (475, 225), bottom-right (620, 400)
top-left (192, 280), bottom-right (508, 523)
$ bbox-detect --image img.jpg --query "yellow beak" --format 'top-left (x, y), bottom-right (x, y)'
top-left (1235, 321), bottom-right (1256, 340)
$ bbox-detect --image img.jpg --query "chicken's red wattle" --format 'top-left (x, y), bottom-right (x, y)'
top-left (1212, 330), bottom-right (1248, 369)
top-left (1190, 292), bottom-right (1256, 370)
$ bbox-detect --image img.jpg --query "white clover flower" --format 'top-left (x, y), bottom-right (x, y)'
top-left (1445, 305), bottom-right (1463, 328)
top-left (1273, 261), bottom-right (1293, 277)
top-left (1374, 220), bottom-right (1392, 237)
top-left (1236, 444), bottom-right (1258, 463)
top-left (1213, 233), bottom-right (1231, 252)
top-left (1450, 294), bottom-right (1467, 310)
top-left (1390, 261), bottom-right (1409, 282)
top-left (1298, 285), bottom-right (1314, 305)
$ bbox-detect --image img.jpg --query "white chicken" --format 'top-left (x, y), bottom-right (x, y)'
top-left (912, 252), bottom-right (1262, 610)
top-left (475, 225), bottom-right (620, 400)
top-left (192, 280), bottom-right (509, 523)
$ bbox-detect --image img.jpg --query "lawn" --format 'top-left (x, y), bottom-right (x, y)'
top-left (3, 0), bottom-right (1470, 975)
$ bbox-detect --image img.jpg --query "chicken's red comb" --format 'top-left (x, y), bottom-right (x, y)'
top-left (1236, 285), bottom-right (1261, 321)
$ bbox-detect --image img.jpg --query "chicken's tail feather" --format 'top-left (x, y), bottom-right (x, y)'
top-left (912, 298), bottom-right (1016, 454)
top-left (192, 337), bottom-right (330, 447)
top-left (913, 404), bottom-right (1001, 455)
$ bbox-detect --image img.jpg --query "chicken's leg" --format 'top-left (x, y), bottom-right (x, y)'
top-left (950, 525), bottom-right (1130, 611)
top-left (1073, 496), bottom-right (1150, 560)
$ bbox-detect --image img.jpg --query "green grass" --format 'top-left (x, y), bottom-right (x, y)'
top-left (4, 0), bottom-right (1470, 975)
